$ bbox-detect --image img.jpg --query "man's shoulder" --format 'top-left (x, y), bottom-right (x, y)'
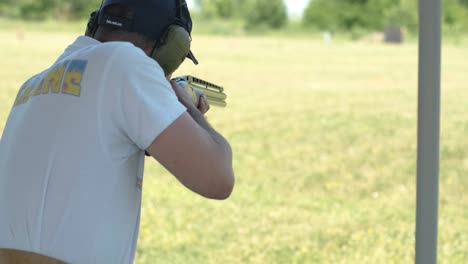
top-left (82, 40), bottom-right (143, 60)
top-left (66, 37), bottom-right (143, 62)
top-left (97, 41), bottom-right (141, 54)
top-left (65, 37), bottom-right (164, 80)
top-left (90, 41), bottom-right (159, 72)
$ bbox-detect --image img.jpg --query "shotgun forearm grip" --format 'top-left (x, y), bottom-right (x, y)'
top-left (174, 75), bottom-right (227, 107)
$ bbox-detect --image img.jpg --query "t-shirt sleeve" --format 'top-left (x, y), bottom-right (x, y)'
top-left (110, 44), bottom-right (186, 151)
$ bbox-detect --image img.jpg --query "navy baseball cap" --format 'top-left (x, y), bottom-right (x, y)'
top-left (97, 0), bottom-right (198, 65)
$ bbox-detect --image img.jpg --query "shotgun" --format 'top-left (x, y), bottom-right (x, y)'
top-left (174, 75), bottom-right (227, 107)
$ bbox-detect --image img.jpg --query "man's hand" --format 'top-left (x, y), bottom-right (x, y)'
top-left (170, 80), bottom-right (210, 114)
top-left (197, 94), bottom-right (210, 114)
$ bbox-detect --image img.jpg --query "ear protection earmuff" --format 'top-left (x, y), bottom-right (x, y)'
top-left (152, 0), bottom-right (198, 75)
top-left (151, 24), bottom-right (192, 76)
top-left (85, 10), bottom-right (99, 37)
top-left (85, 0), bottom-right (198, 76)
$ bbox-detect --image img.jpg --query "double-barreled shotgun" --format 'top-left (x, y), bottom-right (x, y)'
top-left (174, 75), bottom-right (227, 107)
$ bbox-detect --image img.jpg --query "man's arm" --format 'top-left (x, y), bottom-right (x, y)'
top-left (145, 81), bottom-right (234, 200)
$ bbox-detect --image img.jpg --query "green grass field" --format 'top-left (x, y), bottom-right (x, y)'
top-left (0, 25), bottom-right (467, 263)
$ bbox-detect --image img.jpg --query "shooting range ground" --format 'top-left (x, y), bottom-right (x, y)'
top-left (0, 27), bottom-right (467, 263)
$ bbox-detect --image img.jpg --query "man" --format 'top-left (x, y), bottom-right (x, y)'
top-left (0, 0), bottom-right (234, 263)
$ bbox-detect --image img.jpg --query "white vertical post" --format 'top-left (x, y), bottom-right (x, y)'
top-left (415, 0), bottom-right (442, 264)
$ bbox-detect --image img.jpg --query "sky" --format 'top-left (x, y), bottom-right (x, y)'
top-left (186, 0), bottom-right (309, 17)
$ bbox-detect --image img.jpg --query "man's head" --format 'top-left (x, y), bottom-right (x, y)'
top-left (85, 0), bottom-right (198, 76)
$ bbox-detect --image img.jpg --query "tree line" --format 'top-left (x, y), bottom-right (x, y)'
top-left (0, 0), bottom-right (95, 20)
top-left (196, 0), bottom-right (468, 33)
top-left (1, 0), bottom-right (468, 33)
top-left (303, 0), bottom-right (468, 33)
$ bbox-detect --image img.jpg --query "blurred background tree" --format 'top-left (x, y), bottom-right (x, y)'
top-left (302, 0), bottom-right (414, 32)
top-left (195, 0), bottom-right (249, 19)
top-left (302, 0), bottom-right (467, 34)
top-left (0, 0), bottom-right (20, 18)
top-left (382, 0), bottom-right (418, 30)
top-left (244, 0), bottom-right (288, 30)
top-left (443, 0), bottom-right (468, 33)
top-left (0, 0), bottom-right (95, 20)
top-left (195, 0), bottom-right (287, 30)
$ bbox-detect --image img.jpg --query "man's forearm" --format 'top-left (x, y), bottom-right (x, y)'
top-left (169, 78), bottom-right (232, 164)
top-left (186, 104), bottom-right (234, 193)
top-left (186, 105), bottom-right (231, 153)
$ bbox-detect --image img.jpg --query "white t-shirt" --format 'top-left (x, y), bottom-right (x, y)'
top-left (0, 36), bottom-right (186, 263)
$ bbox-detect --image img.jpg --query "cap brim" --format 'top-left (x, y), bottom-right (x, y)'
top-left (187, 50), bottom-right (199, 65)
